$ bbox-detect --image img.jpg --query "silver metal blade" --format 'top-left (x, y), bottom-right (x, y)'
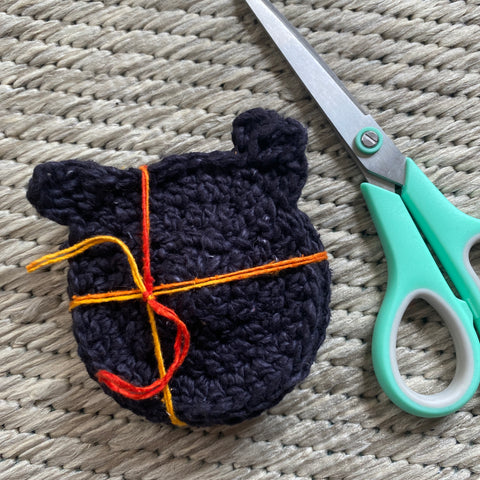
top-left (245, 0), bottom-right (406, 188)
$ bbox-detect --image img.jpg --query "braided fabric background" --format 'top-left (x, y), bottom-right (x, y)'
top-left (1, 0), bottom-right (480, 478)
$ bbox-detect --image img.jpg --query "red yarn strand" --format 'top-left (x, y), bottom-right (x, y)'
top-left (96, 166), bottom-right (190, 401)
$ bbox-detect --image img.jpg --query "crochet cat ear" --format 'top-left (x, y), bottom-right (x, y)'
top-left (26, 160), bottom-right (137, 227)
top-left (231, 108), bottom-right (308, 202)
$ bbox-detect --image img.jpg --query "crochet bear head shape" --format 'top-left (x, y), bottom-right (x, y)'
top-left (27, 108), bottom-right (331, 427)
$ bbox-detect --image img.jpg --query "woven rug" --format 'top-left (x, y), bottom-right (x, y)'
top-left (2, 0), bottom-right (480, 478)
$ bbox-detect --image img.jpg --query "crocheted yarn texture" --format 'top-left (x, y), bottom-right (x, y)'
top-left (26, 109), bottom-right (331, 427)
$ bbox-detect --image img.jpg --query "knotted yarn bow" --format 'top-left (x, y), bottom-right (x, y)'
top-left (97, 166), bottom-right (190, 403)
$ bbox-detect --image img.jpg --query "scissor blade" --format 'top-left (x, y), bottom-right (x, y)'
top-left (245, 0), bottom-right (406, 188)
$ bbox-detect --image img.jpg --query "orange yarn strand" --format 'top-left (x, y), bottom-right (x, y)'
top-left (69, 251), bottom-right (328, 309)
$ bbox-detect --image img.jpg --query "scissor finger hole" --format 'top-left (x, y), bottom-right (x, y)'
top-left (397, 299), bottom-right (455, 395)
top-left (388, 289), bottom-right (476, 412)
top-left (468, 239), bottom-right (480, 286)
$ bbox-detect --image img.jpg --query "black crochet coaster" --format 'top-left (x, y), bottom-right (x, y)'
top-left (27, 108), bottom-right (331, 427)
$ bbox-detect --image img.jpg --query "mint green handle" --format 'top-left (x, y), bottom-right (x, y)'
top-left (402, 158), bottom-right (480, 325)
top-left (362, 179), bottom-right (480, 417)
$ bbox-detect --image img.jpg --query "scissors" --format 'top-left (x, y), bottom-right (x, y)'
top-left (245, 0), bottom-right (480, 417)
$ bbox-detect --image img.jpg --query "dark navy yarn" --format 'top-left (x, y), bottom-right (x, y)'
top-left (27, 108), bottom-right (331, 427)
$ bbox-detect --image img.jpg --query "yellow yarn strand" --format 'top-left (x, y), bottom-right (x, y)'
top-left (27, 235), bottom-right (147, 293)
top-left (146, 303), bottom-right (186, 427)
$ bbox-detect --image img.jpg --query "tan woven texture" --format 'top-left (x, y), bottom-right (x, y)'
top-left (2, 0), bottom-right (480, 478)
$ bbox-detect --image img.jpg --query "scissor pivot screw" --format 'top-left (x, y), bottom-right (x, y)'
top-left (355, 127), bottom-right (383, 155)
top-left (361, 130), bottom-right (379, 148)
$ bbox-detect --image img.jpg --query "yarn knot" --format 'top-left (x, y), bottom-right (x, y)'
top-left (143, 291), bottom-right (156, 304)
